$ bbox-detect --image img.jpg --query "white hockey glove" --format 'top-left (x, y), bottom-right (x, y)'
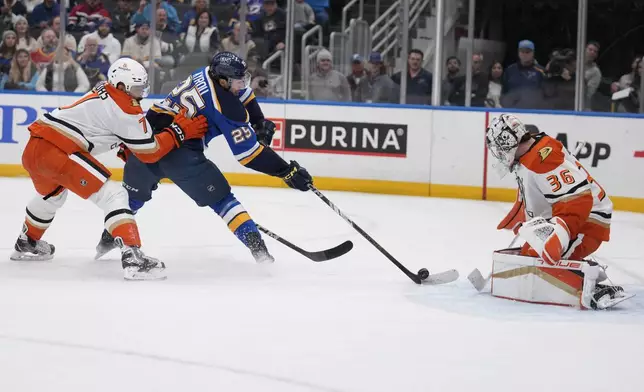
top-left (518, 216), bottom-right (570, 265)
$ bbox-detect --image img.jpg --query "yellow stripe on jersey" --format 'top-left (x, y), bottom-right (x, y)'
top-left (239, 144), bottom-right (264, 166)
top-left (150, 105), bottom-right (177, 116)
top-left (243, 92), bottom-right (256, 106)
top-left (228, 212), bottom-right (251, 232)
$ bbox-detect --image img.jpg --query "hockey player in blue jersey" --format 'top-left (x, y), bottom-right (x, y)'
top-left (95, 52), bottom-right (313, 263)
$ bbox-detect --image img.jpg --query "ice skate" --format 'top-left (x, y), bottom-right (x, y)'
top-left (121, 245), bottom-right (167, 281)
top-left (95, 229), bottom-right (117, 260)
top-left (245, 231), bottom-right (275, 263)
top-left (590, 284), bottom-right (634, 310)
top-left (10, 234), bottom-right (55, 261)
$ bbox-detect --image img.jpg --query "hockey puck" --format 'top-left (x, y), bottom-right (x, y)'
top-left (418, 268), bottom-right (429, 280)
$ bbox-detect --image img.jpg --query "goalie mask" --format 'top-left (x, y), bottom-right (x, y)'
top-left (485, 114), bottom-right (528, 177)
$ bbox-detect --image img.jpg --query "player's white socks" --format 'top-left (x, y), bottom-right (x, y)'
top-left (22, 190), bottom-right (68, 240)
top-left (89, 181), bottom-right (141, 248)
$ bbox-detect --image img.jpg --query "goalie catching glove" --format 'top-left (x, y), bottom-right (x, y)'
top-left (518, 216), bottom-right (570, 265)
top-left (162, 108), bottom-right (208, 148)
top-left (278, 161), bottom-right (313, 191)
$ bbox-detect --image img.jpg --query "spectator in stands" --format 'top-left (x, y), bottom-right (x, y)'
top-left (181, 0), bottom-right (213, 33)
top-left (392, 48), bottom-right (432, 105)
top-left (36, 35), bottom-right (90, 93)
top-left (584, 41), bottom-right (602, 111)
top-left (449, 53), bottom-right (488, 107)
top-left (39, 16), bottom-right (78, 51)
top-left (367, 51), bottom-right (397, 104)
top-left (294, 0), bottom-right (315, 32)
top-left (221, 20), bottom-right (256, 59)
top-left (247, 55), bottom-right (270, 97)
top-left (181, 10), bottom-right (218, 54)
top-left (441, 56), bottom-right (460, 104)
top-left (616, 59), bottom-right (643, 113)
top-left (24, 0), bottom-right (41, 13)
top-left (30, 0), bottom-right (59, 29)
top-left (1, 0), bottom-right (26, 35)
top-left (0, 30), bottom-right (17, 74)
top-left (305, 0), bottom-right (328, 25)
top-left (0, 48), bottom-right (38, 90)
top-left (30, 27), bottom-right (56, 68)
top-left (155, 8), bottom-right (179, 68)
top-left (542, 50), bottom-right (576, 111)
top-left (131, 0), bottom-right (180, 34)
top-left (122, 21), bottom-right (161, 68)
top-left (253, 0), bottom-right (285, 54)
top-left (502, 40), bottom-right (545, 94)
top-left (486, 60), bottom-right (503, 108)
top-left (113, 0), bottom-right (135, 35)
top-left (77, 35), bottom-right (110, 87)
top-left (230, 0), bottom-right (263, 25)
top-left (14, 16), bottom-right (38, 52)
top-left (68, 0), bottom-right (110, 33)
top-left (611, 55), bottom-right (642, 94)
top-left (308, 48), bottom-right (350, 102)
top-left (78, 19), bottom-right (122, 64)
top-left (346, 54), bottom-right (368, 103)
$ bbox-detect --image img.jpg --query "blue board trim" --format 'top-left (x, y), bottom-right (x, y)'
top-left (1, 90), bottom-right (643, 120)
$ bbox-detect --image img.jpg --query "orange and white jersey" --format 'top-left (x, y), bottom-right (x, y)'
top-left (29, 82), bottom-right (174, 163)
top-left (513, 134), bottom-right (612, 241)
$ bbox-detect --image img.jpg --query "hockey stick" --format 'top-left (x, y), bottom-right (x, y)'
top-left (256, 224), bottom-right (353, 262)
top-left (467, 235), bottom-right (520, 292)
top-left (467, 140), bottom-right (588, 291)
top-left (308, 185), bottom-right (458, 285)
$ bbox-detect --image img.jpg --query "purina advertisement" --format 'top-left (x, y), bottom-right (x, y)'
top-left (0, 92), bottom-right (642, 211)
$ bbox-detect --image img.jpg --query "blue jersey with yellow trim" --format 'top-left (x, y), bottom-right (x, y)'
top-left (153, 67), bottom-right (264, 165)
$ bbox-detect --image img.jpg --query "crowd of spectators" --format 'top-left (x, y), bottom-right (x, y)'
top-left (333, 38), bottom-right (642, 113)
top-left (0, 0), bottom-right (327, 95)
top-left (0, 0), bottom-right (640, 113)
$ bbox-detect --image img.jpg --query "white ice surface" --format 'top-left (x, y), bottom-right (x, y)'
top-left (1, 178), bottom-right (643, 392)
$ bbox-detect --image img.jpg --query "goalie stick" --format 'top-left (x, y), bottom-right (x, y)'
top-left (256, 224), bottom-right (353, 262)
top-left (468, 141), bottom-right (588, 291)
top-left (308, 185), bottom-right (458, 285)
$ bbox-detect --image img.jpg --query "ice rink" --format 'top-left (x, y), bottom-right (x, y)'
top-left (1, 177), bottom-right (643, 392)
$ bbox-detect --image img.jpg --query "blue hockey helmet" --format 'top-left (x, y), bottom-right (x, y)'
top-left (209, 51), bottom-right (251, 90)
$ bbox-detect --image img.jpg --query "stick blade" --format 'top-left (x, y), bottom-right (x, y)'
top-left (467, 268), bottom-right (488, 292)
top-left (308, 240), bottom-right (354, 262)
top-left (421, 269), bottom-right (459, 285)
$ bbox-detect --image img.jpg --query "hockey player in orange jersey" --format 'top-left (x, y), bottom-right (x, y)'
top-left (485, 114), bottom-right (631, 309)
top-left (487, 114), bottom-right (612, 263)
top-left (11, 58), bottom-right (208, 280)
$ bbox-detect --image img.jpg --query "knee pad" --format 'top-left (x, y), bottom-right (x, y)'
top-left (90, 180), bottom-right (130, 213)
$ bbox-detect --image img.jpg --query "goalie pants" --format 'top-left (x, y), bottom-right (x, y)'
top-left (520, 222), bottom-right (608, 260)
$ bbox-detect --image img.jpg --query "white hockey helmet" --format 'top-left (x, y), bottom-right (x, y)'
top-left (107, 58), bottom-right (150, 99)
top-left (485, 114), bottom-right (528, 177)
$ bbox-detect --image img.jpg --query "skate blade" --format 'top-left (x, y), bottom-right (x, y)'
top-left (123, 267), bottom-right (167, 281)
top-left (10, 251), bottom-right (53, 262)
top-left (596, 293), bottom-right (636, 310)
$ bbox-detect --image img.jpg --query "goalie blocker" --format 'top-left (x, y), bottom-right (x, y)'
top-left (490, 248), bottom-right (633, 310)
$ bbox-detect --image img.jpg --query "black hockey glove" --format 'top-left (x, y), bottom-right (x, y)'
top-left (278, 161), bottom-right (312, 191)
top-left (254, 119), bottom-right (276, 146)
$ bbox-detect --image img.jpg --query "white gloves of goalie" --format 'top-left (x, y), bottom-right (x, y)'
top-left (518, 216), bottom-right (571, 265)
